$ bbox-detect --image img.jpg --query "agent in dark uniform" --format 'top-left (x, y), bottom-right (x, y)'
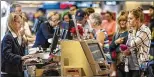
top-left (1, 13), bottom-right (33, 77)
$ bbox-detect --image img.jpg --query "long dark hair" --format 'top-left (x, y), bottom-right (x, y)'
top-left (62, 12), bottom-right (72, 21)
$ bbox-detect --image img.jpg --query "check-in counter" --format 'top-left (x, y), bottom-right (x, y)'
top-left (26, 48), bottom-right (61, 76)
top-left (61, 40), bottom-right (110, 77)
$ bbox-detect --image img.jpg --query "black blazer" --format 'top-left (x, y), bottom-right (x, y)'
top-left (1, 31), bottom-right (25, 77)
top-left (33, 21), bottom-right (55, 48)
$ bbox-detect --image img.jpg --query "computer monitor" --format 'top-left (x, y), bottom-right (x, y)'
top-left (80, 40), bottom-right (106, 64)
top-left (80, 40), bottom-right (109, 75)
top-left (61, 21), bottom-right (69, 39)
top-left (49, 26), bottom-right (60, 55)
top-left (88, 43), bottom-right (105, 62)
top-left (50, 21), bottom-right (71, 55)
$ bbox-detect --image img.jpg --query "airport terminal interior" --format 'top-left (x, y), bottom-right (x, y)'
top-left (1, 1), bottom-right (154, 77)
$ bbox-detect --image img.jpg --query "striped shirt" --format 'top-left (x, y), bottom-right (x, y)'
top-left (126, 24), bottom-right (151, 70)
top-left (95, 29), bottom-right (110, 53)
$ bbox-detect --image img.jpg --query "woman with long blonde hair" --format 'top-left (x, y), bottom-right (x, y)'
top-left (110, 11), bottom-right (128, 77)
top-left (1, 13), bottom-right (33, 77)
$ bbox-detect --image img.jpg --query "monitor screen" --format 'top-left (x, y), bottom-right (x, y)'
top-left (60, 21), bottom-right (69, 39)
top-left (50, 27), bottom-right (60, 55)
top-left (60, 29), bottom-right (68, 39)
top-left (88, 43), bottom-right (105, 62)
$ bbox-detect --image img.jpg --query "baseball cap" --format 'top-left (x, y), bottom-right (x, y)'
top-left (75, 9), bottom-right (86, 21)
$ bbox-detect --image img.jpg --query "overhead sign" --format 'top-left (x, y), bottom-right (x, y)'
top-left (43, 2), bottom-right (60, 9)
top-left (60, 2), bottom-right (75, 9)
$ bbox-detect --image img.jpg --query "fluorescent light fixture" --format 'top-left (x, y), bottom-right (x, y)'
top-left (105, 1), bottom-right (116, 5)
top-left (44, 1), bottom-right (58, 4)
top-left (17, 1), bottom-right (42, 4)
top-left (92, 4), bottom-right (99, 7)
top-left (77, 2), bottom-right (92, 7)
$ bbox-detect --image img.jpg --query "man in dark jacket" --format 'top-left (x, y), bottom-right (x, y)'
top-left (32, 8), bottom-right (47, 33)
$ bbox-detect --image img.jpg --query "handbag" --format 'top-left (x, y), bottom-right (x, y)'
top-left (117, 62), bottom-right (125, 72)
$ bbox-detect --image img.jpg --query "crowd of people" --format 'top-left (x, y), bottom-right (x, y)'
top-left (1, 3), bottom-right (154, 77)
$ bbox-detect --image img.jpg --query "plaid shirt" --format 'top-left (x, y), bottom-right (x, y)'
top-left (127, 24), bottom-right (151, 65)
